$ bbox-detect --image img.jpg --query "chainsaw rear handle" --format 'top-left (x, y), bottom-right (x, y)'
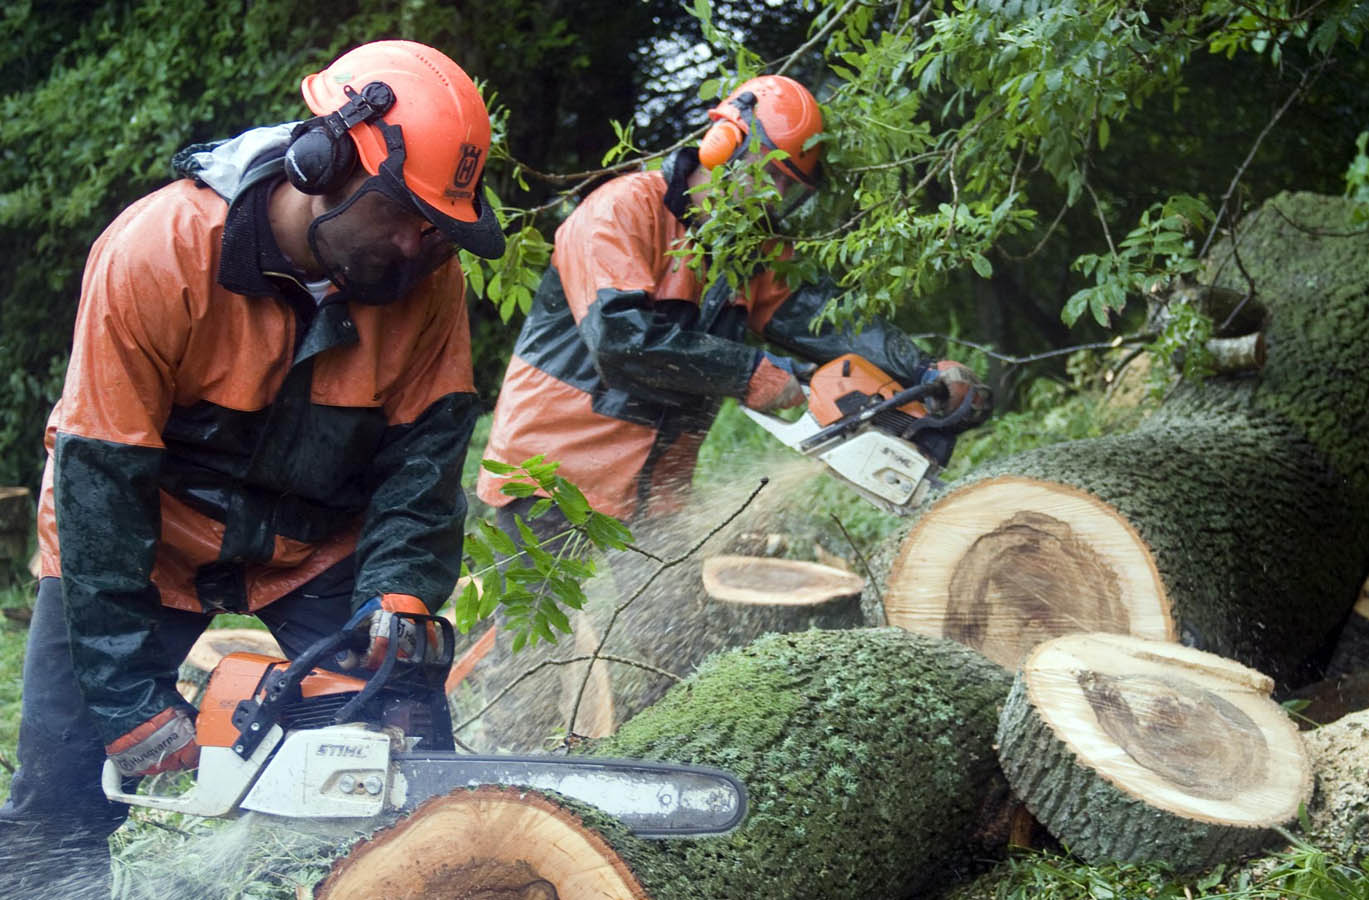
top-left (898, 378), bottom-right (976, 439)
top-left (230, 610), bottom-right (454, 759)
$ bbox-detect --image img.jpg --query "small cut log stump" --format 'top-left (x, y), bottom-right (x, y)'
top-left (176, 627), bottom-right (282, 702)
top-left (454, 555), bottom-right (869, 753)
top-left (997, 632), bottom-right (1312, 873)
top-left (700, 554), bottom-right (863, 614)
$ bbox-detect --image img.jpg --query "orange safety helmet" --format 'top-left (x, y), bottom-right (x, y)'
top-left (697, 74), bottom-right (823, 187)
top-left (296, 40), bottom-right (504, 259)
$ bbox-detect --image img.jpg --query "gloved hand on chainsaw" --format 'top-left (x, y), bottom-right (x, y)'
top-left (106, 706), bottom-right (200, 777)
top-left (744, 351), bottom-right (816, 413)
top-left (349, 594), bottom-right (445, 670)
top-left (921, 360), bottom-right (993, 427)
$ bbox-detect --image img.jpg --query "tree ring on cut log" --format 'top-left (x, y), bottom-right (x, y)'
top-left (315, 785), bottom-right (648, 899)
top-left (701, 555), bottom-right (864, 605)
top-left (1077, 671), bottom-right (1267, 800)
top-left (1018, 633), bottom-right (1308, 828)
top-left (885, 477), bottom-right (1173, 669)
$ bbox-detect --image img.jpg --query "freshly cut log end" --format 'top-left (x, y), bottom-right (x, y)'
top-left (885, 477), bottom-right (1173, 670)
top-left (315, 786), bottom-right (649, 900)
top-left (701, 555), bottom-right (864, 605)
top-left (997, 632), bottom-right (1312, 873)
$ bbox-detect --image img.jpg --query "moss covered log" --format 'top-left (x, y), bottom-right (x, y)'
top-left (564, 627), bottom-right (1015, 900)
top-left (879, 193), bottom-right (1369, 689)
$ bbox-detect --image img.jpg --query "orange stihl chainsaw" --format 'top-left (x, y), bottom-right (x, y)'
top-left (743, 353), bottom-right (974, 515)
top-left (104, 611), bottom-right (746, 838)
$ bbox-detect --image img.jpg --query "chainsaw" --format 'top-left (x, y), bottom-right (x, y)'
top-left (742, 353), bottom-right (974, 515)
top-left (103, 610), bottom-right (747, 838)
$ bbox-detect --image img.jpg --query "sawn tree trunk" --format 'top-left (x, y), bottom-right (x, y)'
top-left (876, 192), bottom-right (1369, 689)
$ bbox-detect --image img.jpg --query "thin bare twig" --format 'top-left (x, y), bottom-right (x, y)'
top-left (829, 514), bottom-right (884, 623)
top-left (1198, 61), bottom-right (1323, 259)
top-left (565, 478), bottom-right (772, 733)
top-left (905, 331), bottom-right (1153, 367)
top-left (776, 0), bottom-right (864, 77)
top-left (454, 651), bottom-right (683, 735)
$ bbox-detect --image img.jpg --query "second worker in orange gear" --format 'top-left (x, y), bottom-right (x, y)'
top-left (478, 74), bottom-right (991, 545)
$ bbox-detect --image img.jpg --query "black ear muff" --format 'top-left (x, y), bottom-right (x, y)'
top-left (284, 81), bottom-right (396, 196)
top-left (284, 119), bottom-right (359, 195)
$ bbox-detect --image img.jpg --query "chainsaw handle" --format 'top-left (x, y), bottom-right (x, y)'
top-left (899, 379), bottom-right (975, 438)
top-left (230, 611), bottom-right (453, 759)
top-left (797, 380), bottom-right (946, 453)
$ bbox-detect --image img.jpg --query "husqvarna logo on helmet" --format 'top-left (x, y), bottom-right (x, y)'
top-left (447, 143), bottom-right (482, 199)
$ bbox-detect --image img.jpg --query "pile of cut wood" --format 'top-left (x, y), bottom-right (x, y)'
top-left (313, 191), bottom-right (1368, 897)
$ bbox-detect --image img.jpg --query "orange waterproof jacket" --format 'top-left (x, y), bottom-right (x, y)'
top-left (38, 127), bottom-right (478, 739)
top-left (478, 150), bottom-right (931, 520)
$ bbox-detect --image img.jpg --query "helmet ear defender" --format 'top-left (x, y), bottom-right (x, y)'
top-left (285, 81), bottom-right (396, 195)
top-left (697, 120), bottom-right (744, 169)
top-left (697, 91), bottom-right (758, 170)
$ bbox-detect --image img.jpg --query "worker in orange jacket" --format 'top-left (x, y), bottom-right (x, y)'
top-left (0, 41), bottom-right (503, 896)
top-left (478, 75), bottom-right (990, 546)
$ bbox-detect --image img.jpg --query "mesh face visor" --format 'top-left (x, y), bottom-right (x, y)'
top-left (307, 176), bottom-right (456, 305)
top-left (306, 117), bottom-right (502, 304)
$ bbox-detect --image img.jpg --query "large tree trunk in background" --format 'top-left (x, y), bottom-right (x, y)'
top-left (876, 193), bottom-right (1369, 690)
top-left (996, 633), bottom-right (1311, 874)
top-left (452, 554), bottom-right (870, 753)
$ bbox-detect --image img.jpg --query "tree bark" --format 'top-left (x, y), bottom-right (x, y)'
top-left (876, 193), bottom-right (1369, 690)
top-left (996, 632), bottom-right (1312, 873)
top-left (569, 627), bottom-right (1015, 900)
top-left (0, 485), bottom-right (30, 571)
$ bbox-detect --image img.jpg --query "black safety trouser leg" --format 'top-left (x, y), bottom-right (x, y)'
top-left (0, 559), bottom-right (359, 899)
top-left (0, 576), bottom-right (185, 899)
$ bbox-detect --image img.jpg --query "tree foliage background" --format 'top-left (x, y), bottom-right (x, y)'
top-left (1, 0), bottom-right (1366, 497)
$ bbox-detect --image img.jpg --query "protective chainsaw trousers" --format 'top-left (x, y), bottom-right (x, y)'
top-left (0, 561), bottom-right (359, 898)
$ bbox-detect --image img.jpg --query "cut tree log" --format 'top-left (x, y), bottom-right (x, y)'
top-left (318, 629), bottom-right (1014, 899)
top-left (176, 627), bottom-right (282, 702)
top-left (569, 628), bottom-right (1015, 899)
top-left (453, 553), bottom-right (871, 752)
top-left (700, 554), bottom-right (863, 608)
top-left (996, 632), bottom-right (1312, 873)
top-left (1298, 708), bottom-right (1369, 853)
top-left (877, 192), bottom-right (1369, 689)
top-left (315, 785), bottom-right (657, 899)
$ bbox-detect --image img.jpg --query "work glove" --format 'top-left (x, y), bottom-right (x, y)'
top-left (350, 593), bottom-right (445, 670)
top-left (743, 352), bottom-right (814, 413)
top-left (921, 360), bottom-right (993, 427)
top-left (105, 706), bottom-right (200, 777)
